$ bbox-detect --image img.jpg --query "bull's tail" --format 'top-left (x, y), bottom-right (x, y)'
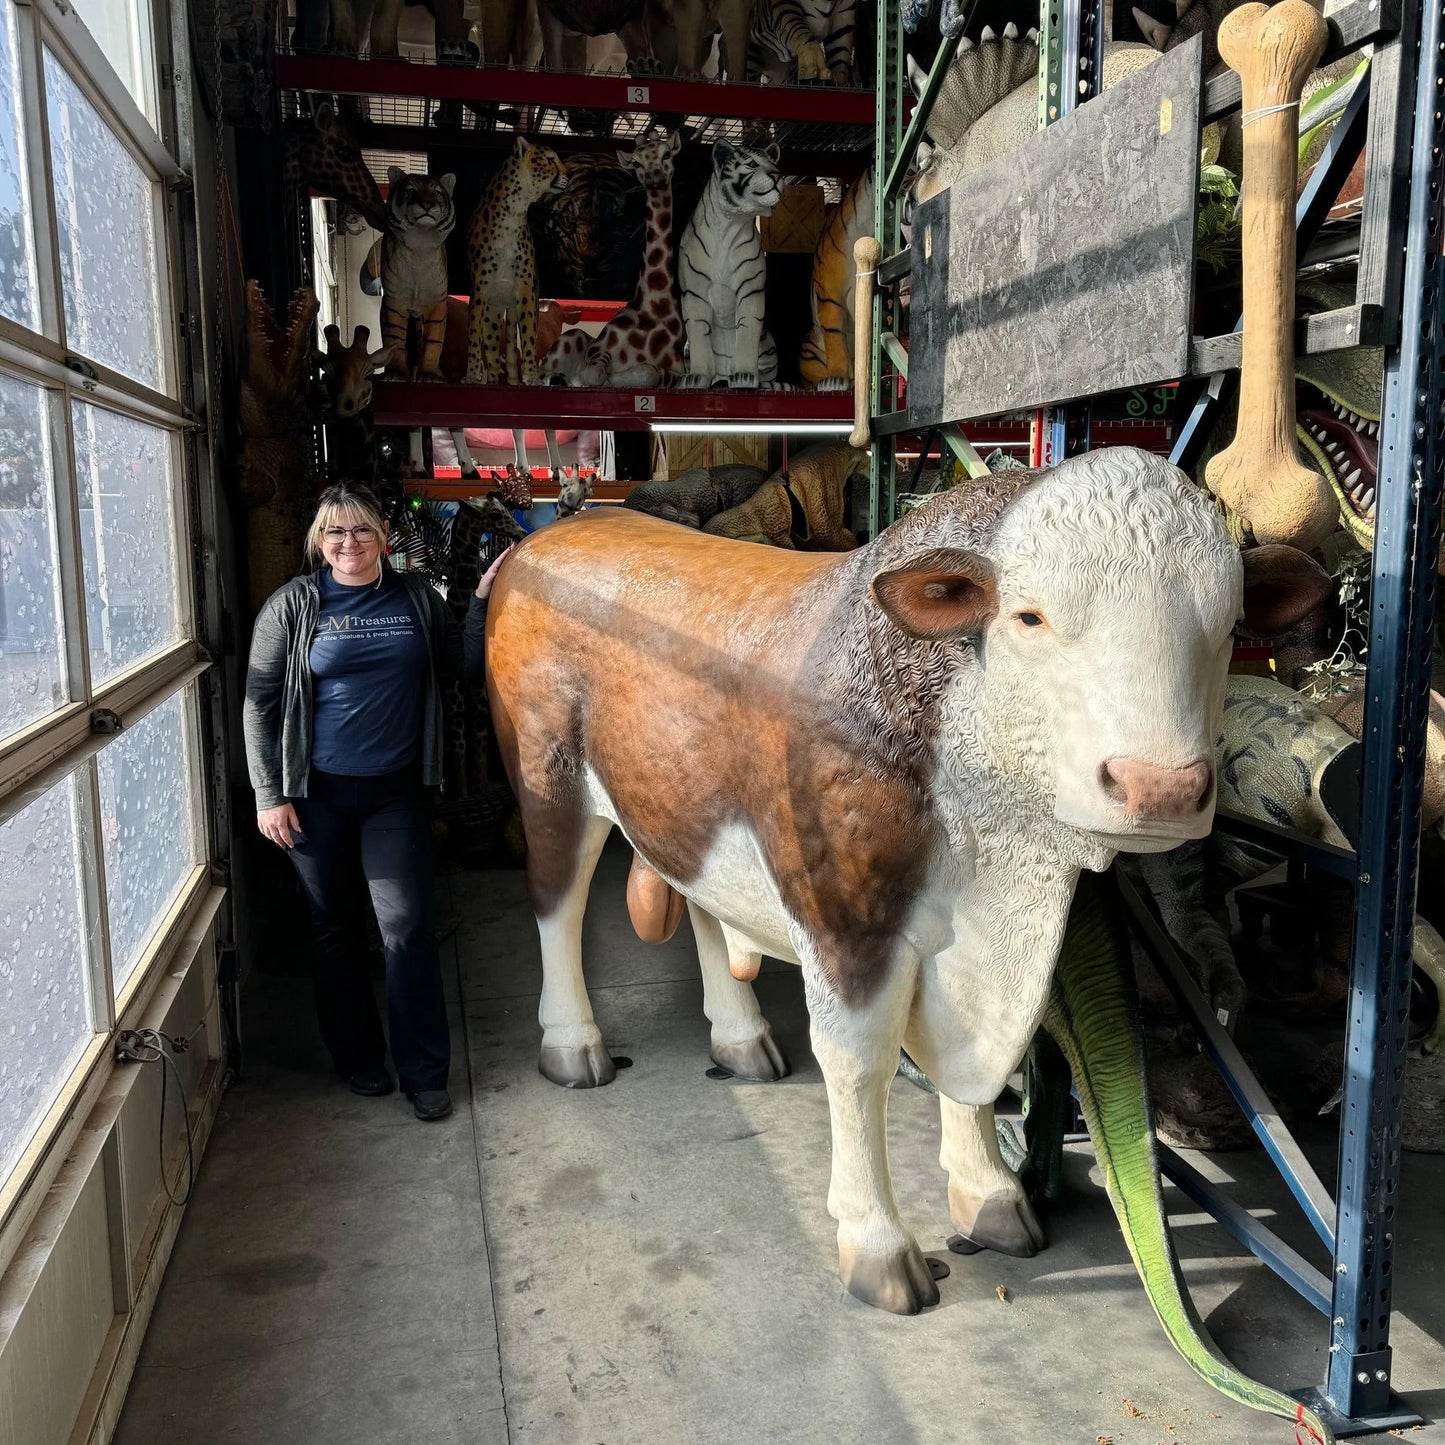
top-left (1045, 872), bottom-right (1333, 1445)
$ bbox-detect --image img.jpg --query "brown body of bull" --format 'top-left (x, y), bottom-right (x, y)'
top-left (486, 506), bottom-right (896, 979)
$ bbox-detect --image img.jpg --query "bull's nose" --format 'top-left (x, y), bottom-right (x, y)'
top-left (1101, 757), bottom-right (1214, 822)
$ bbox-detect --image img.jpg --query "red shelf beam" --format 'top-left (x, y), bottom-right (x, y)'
top-left (275, 54), bottom-right (875, 127)
top-left (372, 382), bottom-right (856, 429)
top-left (372, 384), bottom-right (1174, 448)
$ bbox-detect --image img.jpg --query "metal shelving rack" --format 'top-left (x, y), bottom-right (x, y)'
top-left (867, 0), bottom-right (1445, 1434)
top-left (277, 52), bottom-right (879, 455)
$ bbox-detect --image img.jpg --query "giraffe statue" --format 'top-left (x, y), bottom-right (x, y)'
top-left (281, 101), bottom-right (387, 233)
top-left (434, 497), bottom-right (528, 865)
top-left (441, 501), bottom-right (490, 804)
top-left (318, 323), bottom-right (396, 484)
top-left (571, 130), bottom-right (686, 388)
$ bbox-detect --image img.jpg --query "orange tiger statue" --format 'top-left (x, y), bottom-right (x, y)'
top-left (798, 171), bottom-right (873, 391)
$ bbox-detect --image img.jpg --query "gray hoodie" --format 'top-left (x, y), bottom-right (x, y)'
top-left (243, 567), bottom-right (488, 810)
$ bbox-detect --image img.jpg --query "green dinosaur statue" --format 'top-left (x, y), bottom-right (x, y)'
top-left (901, 869), bottom-right (1335, 1441)
top-left (1045, 871), bottom-right (1336, 1443)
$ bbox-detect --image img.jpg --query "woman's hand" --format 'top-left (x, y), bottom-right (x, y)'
top-left (475, 544), bottom-right (515, 601)
top-left (257, 803), bottom-right (303, 849)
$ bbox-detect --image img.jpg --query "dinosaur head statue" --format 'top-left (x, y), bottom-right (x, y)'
top-left (1291, 280), bottom-right (1389, 557)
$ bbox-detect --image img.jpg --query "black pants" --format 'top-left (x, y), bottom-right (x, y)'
top-left (288, 767), bottom-right (450, 1093)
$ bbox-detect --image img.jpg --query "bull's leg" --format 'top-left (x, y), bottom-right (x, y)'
top-left (687, 905), bottom-right (789, 1081)
top-left (534, 814), bottom-right (616, 1088)
top-left (805, 962), bottom-right (939, 1315)
top-left (938, 1097), bottom-right (1046, 1258)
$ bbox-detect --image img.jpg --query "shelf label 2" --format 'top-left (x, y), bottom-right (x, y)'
top-left (627, 85), bottom-right (651, 106)
top-left (634, 394), bottom-right (657, 413)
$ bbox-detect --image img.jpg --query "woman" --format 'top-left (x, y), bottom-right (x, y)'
top-left (243, 483), bottom-right (510, 1121)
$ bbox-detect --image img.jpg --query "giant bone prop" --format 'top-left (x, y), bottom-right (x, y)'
top-left (1204, 0), bottom-right (1334, 548)
top-left (850, 235), bottom-right (881, 450)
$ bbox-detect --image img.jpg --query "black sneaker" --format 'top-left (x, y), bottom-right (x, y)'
top-left (409, 1088), bottom-right (452, 1121)
top-left (345, 1069), bottom-right (395, 1097)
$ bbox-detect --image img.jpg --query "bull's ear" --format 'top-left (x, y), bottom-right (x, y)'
top-left (1239, 544), bottom-right (1333, 637)
top-left (871, 548), bottom-right (998, 641)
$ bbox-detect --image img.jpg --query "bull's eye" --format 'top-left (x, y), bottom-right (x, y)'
top-left (1017, 611), bottom-right (1045, 628)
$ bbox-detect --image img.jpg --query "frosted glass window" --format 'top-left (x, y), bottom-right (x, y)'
top-left (70, 0), bottom-right (158, 127)
top-left (45, 50), bottom-right (163, 388)
top-left (0, 374), bottom-right (66, 739)
top-left (74, 400), bottom-right (180, 685)
top-left (97, 689), bottom-right (198, 989)
top-left (0, 775), bottom-right (92, 1189)
top-left (0, 2), bottom-right (37, 330)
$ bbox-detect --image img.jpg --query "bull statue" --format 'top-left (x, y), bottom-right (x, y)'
top-left (485, 447), bottom-right (1333, 1440)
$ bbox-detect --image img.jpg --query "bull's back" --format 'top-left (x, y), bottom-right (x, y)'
top-left (486, 510), bottom-right (843, 811)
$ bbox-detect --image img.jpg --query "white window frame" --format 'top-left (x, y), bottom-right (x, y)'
top-left (0, 0), bottom-right (219, 1251)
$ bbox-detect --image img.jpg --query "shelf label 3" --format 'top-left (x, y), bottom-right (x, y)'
top-left (627, 85), bottom-right (651, 106)
top-left (634, 394), bottom-right (657, 413)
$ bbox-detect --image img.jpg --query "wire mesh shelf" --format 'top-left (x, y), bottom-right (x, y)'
top-left (276, 51), bottom-right (875, 169)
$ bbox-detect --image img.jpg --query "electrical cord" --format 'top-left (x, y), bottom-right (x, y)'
top-left (115, 1029), bottom-right (196, 1207)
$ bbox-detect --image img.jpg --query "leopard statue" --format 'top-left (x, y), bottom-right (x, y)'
top-left (465, 139), bottom-right (570, 386)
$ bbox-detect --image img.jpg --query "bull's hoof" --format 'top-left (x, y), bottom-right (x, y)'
top-left (948, 1184), bottom-right (1046, 1258)
top-left (838, 1239), bottom-right (940, 1314)
top-left (538, 1040), bottom-right (617, 1089)
top-left (710, 1028), bottom-right (791, 1082)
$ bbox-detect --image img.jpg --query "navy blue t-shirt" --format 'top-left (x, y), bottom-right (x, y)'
top-left (309, 569), bottom-right (429, 775)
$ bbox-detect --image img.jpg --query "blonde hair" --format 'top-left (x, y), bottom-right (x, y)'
top-left (304, 483), bottom-right (390, 567)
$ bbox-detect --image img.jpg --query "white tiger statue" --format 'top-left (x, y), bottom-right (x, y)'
top-left (678, 142), bottom-right (783, 390)
top-left (747, 0), bottom-right (856, 85)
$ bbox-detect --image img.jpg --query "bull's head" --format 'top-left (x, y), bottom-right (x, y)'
top-left (871, 449), bottom-right (1331, 855)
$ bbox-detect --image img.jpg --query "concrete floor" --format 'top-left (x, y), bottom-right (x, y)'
top-left (116, 839), bottom-right (1445, 1444)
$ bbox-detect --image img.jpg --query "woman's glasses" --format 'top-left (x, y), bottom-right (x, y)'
top-left (323, 525), bottom-right (377, 543)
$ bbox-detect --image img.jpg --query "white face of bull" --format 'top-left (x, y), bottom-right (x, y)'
top-left (873, 450), bottom-right (1246, 857)
top-left (978, 457), bottom-right (1240, 850)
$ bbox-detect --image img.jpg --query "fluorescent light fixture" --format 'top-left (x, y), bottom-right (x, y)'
top-left (649, 421), bottom-right (856, 435)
